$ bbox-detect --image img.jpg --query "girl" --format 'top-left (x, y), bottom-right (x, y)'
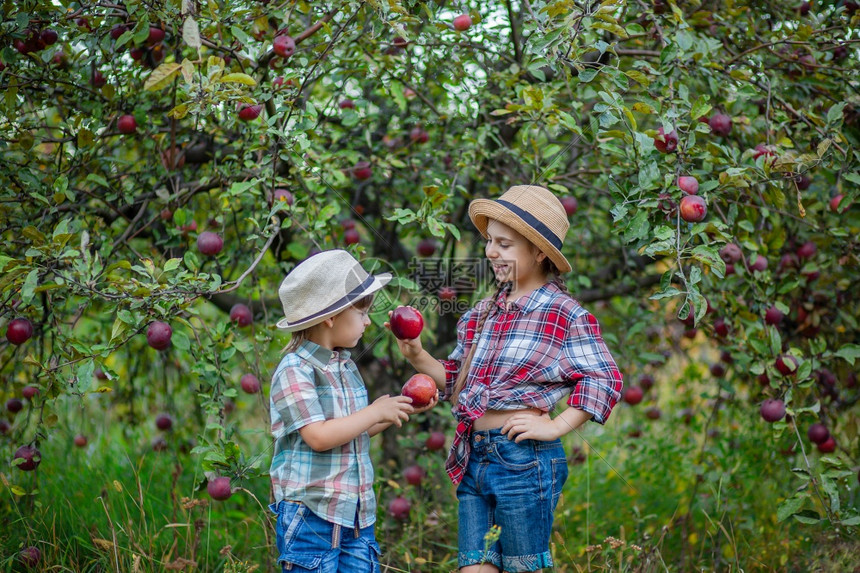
top-left (269, 249), bottom-right (437, 572)
top-left (389, 185), bottom-right (623, 572)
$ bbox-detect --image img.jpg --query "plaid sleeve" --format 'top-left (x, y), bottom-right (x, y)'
top-left (438, 307), bottom-right (476, 401)
top-left (562, 309), bottom-right (623, 424)
top-left (271, 361), bottom-right (327, 434)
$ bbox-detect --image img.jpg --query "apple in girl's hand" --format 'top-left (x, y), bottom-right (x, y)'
top-left (390, 306), bottom-right (424, 340)
top-left (401, 374), bottom-right (437, 407)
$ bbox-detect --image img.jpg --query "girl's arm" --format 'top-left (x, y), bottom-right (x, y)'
top-left (501, 406), bottom-right (593, 443)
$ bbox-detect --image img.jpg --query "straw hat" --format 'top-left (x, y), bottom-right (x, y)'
top-left (276, 250), bottom-right (391, 331)
top-left (468, 185), bottom-right (571, 273)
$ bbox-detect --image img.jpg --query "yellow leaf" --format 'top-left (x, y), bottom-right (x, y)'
top-left (219, 73), bottom-right (257, 86)
top-left (168, 103), bottom-right (189, 120)
top-left (182, 17), bottom-right (201, 50)
top-left (144, 63), bottom-right (182, 91)
top-left (632, 102), bottom-right (654, 114)
top-left (96, 386), bottom-right (113, 393)
top-left (10, 485), bottom-right (27, 496)
top-left (113, 480), bottom-right (123, 492)
top-left (625, 70), bottom-right (650, 88)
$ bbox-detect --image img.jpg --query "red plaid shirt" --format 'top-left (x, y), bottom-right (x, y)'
top-left (439, 282), bottom-right (623, 484)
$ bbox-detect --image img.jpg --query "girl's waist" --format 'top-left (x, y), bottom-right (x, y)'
top-left (472, 407), bottom-right (545, 430)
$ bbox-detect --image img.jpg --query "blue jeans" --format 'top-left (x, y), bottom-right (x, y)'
top-left (269, 501), bottom-right (380, 572)
top-left (457, 429), bottom-right (569, 572)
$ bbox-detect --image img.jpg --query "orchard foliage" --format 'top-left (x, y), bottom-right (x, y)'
top-left (2, 0), bottom-right (859, 567)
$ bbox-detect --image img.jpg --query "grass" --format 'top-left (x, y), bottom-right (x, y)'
top-left (1, 392), bottom-right (858, 572)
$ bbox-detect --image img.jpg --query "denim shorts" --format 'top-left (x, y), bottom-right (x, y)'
top-left (268, 500), bottom-right (380, 572)
top-left (457, 428), bottom-right (569, 571)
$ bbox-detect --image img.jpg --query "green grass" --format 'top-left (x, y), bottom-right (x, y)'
top-left (2, 394), bottom-right (858, 572)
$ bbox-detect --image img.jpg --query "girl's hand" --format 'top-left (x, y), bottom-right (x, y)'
top-left (409, 391), bottom-right (440, 415)
top-left (370, 394), bottom-right (414, 427)
top-left (501, 411), bottom-right (558, 443)
top-left (384, 308), bottom-right (424, 361)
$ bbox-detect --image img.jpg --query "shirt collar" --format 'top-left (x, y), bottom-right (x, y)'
top-left (295, 339), bottom-right (350, 367)
top-left (496, 281), bottom-right (561, 313)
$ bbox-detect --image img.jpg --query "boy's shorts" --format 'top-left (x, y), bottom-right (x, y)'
top-left (269, 500), bottom-right (380, 572)
top-left (456, 428), bottom-right (569, 572)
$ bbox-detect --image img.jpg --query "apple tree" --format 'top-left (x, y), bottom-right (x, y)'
top-left (1, 0), bottom-right (859, 565)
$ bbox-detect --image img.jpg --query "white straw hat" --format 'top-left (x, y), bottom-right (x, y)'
top-left (469, 185), bottom-right (572, 273)
top-left (276, 250), bottom-right (391, 331)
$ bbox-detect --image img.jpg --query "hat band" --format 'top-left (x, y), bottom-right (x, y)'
top-left (495, 200), bottom-right (563, 250)
top-left (293, 274), bottom-right (376, 324)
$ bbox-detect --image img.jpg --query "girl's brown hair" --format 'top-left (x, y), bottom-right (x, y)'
top-left (283, 294), bottom-right (374, 354)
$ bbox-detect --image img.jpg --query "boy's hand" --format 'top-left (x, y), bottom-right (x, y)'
top-left (370, 394), bottom-right (414, 427)
top-left (384, 308), bottom-right (424, 361)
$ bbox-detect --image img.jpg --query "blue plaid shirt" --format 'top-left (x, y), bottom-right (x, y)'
top-left (440, 282), bottom-right (623, 484)
top-left (269, 340), bottom-right (376, 528)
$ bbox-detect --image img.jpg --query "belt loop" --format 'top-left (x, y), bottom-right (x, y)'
top-left (332, 522), bottom-right (341, 549)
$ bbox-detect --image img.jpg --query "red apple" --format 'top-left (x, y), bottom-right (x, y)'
top-left (147, 26), bottom-right (165, 46)
top-left (749, 254), bottom-right (768, 272)
top-left (19, 546), bottom-right (40, 568)
top-left (341, 218), bottom-right (356, 230)
top-left (238, 104), bottom-right (262, 121)
top-left (6, 317), bottom-right (33, 345)
top-left (404, 464), bottom-right (425, 486)
top-left (653, 127), bottom-right (678, 153)
top-left (401, 373), bottom-right (437, 408)
top-left (425, 431), bottom-right (445, 451)
top-left (679, 195), bottom-right (707, 222)
top-left (156, 413), bottom-right (173, 431)
top-left (197, 231), bottom-right (223, 255)
top-left (14, 445), bottom-right (41, 471)
top-left (719, 244), bottom-right (742, 265)
top-left (344, 229), bottom-right (360, 245)
top-left (453, 14), bottom-right (473, 31)
top-left (561, 196), bottom-right (578, 216)
top-left (622, 386), bottom-right (643, 405)
top-left (713, 317), bottom-right (730, 337)
top-left (390, 306), bottom-right (424, 340)
top-left (764, 306), bottom-right (784, 325)
top-left (709, 363), bottom-right (726, 378)
top-left (645, 406), bottom-right (662, 420)
top-left (230, 303), bottom-right (253, 327)
top-left (829, 194), bottom-right (847, 213)
top-left (439, 286), bottom-right (457, 301)
top-left (273, 35), bottom-right (296, 58)
top-left (817, 436), bottom-right (836, 453)
top-left (272, 188), bottom-right (294, 205)
top-left (0, 420), bottom-right (10, 434)
top-left (775, 354), bottom-right (798, 376)
top-left (410, 126), bottom-right (429, 144)
top-left (417, 238), bottom-right (437, 257)
top-left (91, 70), bottom-right (106, 87)
top-left (117, 114), bottom-right (137, 134)
top-left (708, 113), bottom-right (732, 136)
top-left (110, 24), bottom-right (128, 40)
top-left (677, 175), bottom-right (699, 195)
top-left (208, 476), bottom-right (232, 500)
top-left (639, 374), bottom-right (655, 391)
top-left (339, 99), bottom-right (355, 109)
top-left (794, 173), bottom-right (811, 190)
top-left (74, 434), bottom-right (88, 448)
top-left (760, 399), bottom-right (786, 422)
top-left (807, 423), bottom-right (829, 444)
top-left (40, 29), bottom-right (58, 45)
top-left (146, 321), bottom-right (172, 350)
top-left (388, 496), bottom-right (411, 520)
top-left (753, 143), bottom-right (777, 166)
top-left (796, 241), bottom-right (816, 259)
top-left (22, 386), bottom-right (38, 400)
top-left (241, 373), bottom-right (261, 394)
top-left (352, 161), bottom-right (373, 180)
top-left (6, 398), bottom-right (23, 413)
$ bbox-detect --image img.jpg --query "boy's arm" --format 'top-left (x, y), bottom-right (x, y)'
top-left (366, 393), bottom-right (440, 437)
top-left (299, 395), bottom-right (413, 451)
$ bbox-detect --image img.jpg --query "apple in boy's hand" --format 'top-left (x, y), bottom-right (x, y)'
top-left (389, 306), bottom-right (424, 339)
top-left (401, 374), bottom-right (437, 408)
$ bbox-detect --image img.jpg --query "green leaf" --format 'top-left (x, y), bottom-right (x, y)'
top-left (777, 494), bottom-right (806, 523)
top-left (834, 343), bottom-right (860, 365)
top-left (791, 510), bottom-right (821, 525)
top-left (163, 258), bottom-right (182, 272)
top-left (20, 269), bottom-right (39, 305)
top-left (690, 96), bottom-right (712, 121)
